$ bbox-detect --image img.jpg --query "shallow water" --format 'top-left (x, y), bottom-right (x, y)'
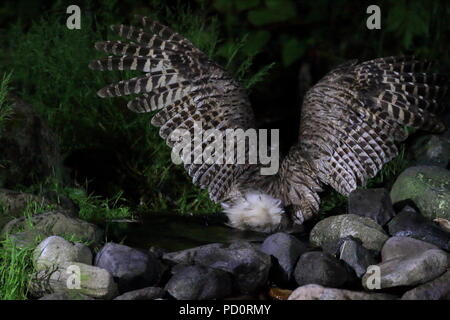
top-left (104, 213), bottom-right (270, 251)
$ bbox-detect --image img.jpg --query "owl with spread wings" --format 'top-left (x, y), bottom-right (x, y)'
top-left (89, 16), bottom-right (448, 233)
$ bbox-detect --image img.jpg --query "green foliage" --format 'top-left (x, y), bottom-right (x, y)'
top-left (0, 236), bottom-right (35, 300)
top-left (65, 187), bottom-right (133, 223)
top-left (0, 72), bottom-right (13, 132)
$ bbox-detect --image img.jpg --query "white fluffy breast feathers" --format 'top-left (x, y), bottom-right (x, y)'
top-left (222, 191), bottom-right (284, 233)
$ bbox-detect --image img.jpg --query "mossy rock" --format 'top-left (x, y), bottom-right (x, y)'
top-left (390, 166), bottom-right (450, 220)
top-left (1, 210), bottom-right (103, 247)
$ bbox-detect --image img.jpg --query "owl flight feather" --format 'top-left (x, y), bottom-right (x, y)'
top-left (89, 16), bottom-right (448, 233)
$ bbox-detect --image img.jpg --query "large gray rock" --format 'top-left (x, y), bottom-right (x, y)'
top-left (362, 237), bottom-right (448, 289)
top-left (163, 241), bottom-right (271, 294)
top-left (310, 214), bottom-right (389, 252)
top-left (33, 236), bottom-right (92, 271)
top-left (0, 97), bottom-right (63, 189)
top-left (401, 271), bottom-right (450, 300)
top-left (381, 236), bottom-right (440, 261)
top-left (260, 232), bottom-right (307, 283)
top-left (114, 287), bottom-right (165, 300)
top-left (348, 188), bottom-right (395, 226)
top-left (165, 265), bottom-right (232, 300)
top-left (288, 284), bottom-right (396, 300)
top-left (387, 205), bottom-right (450, 251)
top-left (294, 251), bottom-right (352, 288)
top-left (162, 243), bottom-right (225, 265)
top-left (1, 210), bottom-right (102, 247)
top-left (338, 237), bottom-right (378, 278)
top-left (95, 243), bottom-right (161, 293)
top-left (30, 261), bottom-right (118, 299)
top-left (39, 292), bottom-right (94, 300)
top-left (408, 134), bottom-right (450, 168)
top-left (193, 241), bottom-right (271, 294)
top-left (390, 166), bottom-right (450, 220)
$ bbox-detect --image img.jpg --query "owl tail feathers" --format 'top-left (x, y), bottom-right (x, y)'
top-left (222, 191), bottom-right (285, 233)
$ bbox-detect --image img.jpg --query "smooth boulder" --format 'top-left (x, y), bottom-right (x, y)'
top-left (95, 242), bottom-right (161, 293)
top-left (165, 265), bottom-right (232, 300)
top-left (33, 236), bottom-right (92, 271)
top-left (390, 166), bottom-right (450, 220)
top-left (310, 214), bottom-right (389, 252)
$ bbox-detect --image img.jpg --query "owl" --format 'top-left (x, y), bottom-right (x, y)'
top-left (89, 16), bottom-right (448, 233)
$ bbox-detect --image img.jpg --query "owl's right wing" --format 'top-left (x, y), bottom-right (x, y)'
top-left (89, 16), bottom-right (257, 202)
top-left (283, 56), bottom-right (448, 221)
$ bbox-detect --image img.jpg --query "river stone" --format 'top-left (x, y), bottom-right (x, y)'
top-left (1, 210), bottom-right (103, 247)
top-left (294, 251), bottom-right (351, 288)
top-left (260, 232), bottom-right (307, 283)
top-left (310, 214), bottom-right (389, 252)
top-left (39, 292), bottom-right (94, 300)
top-left (33, 236), bottom-right (92, 271)
top-left (0, 189), bottom-right (54, 230)
top-left (401, 271), bottom-right (450, 300)
top-left (95, 242), bottom-right (161, 293)
top-left (30, 261), bottom-right (118, 299)
top-left (162, 243), bottom-right (225, 265)
top-left (362, 249), bottom-right (448, 289)
top-left (165, 265), bottom-right (232, 300)
top-left (0, 97), bottom-right (63, 189)
top-left (192, 241), bottom-right (271, 294)
top-left (288, 284), bottom-right (396, 300)
top-left (387, 205), bottom-right (450, 251)
top-left (381, 236), bottom-right (440, 261)
top-left (408, 134), bottom-right (450, 168)
top-left (348, 188), bottom-right (395, 226)
top-left (114, 287), bottom-right (165, 300)
top-left (390, 166), bottom-right (450, 220)
top-left (338, 237), bottom-right (378, 278)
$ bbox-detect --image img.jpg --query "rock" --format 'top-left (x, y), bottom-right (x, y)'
top-left (390, 166), bottom-right (450, 220)
top-left (165, 265), bottom-right (232, 300)
top-left (0, 97), bottom-right (63, 189)
top-left (294, 251), bottom-right (352, 288)
top-left (338, 237), bottom-right (378, 278)
top-left (30, 262), bottom-right (118, 299)
top-left (162, 243), bottom-right (225, 265)
top-left (362, 237), bottom-right (448, 289)
top-left (163, 241), bottom-right (271, 294)
top-left (39, 292), bottom-right (94, 300)
top-left (1, 210), bottom-right (103, 247)
top-left (114, 287), bottom-right (165, 300)
top-left (260, 232), bottom-right (307, 283)
top-left (192, 241), bottom-right (271, 294)
top-left (33, 236), bottom-right (92, 271)
top-left (0, 189), bottom-right (54, 230)
top-left (95, 243), bottom-right (161, 293)
top-left (348, 188), bottom-right (395, 226)
top-left (381, 236), bottom-right (440, 261)
top-left (387, 205), bottom-right (450, 251)
top-left (401, 271), bottom-right (450, 300)
top-left (288, 284), bottom-right (396, 300)
top-left (408, 134), bottom-right (450, 168)
top-left (310, 214), bottom-right (389, 252)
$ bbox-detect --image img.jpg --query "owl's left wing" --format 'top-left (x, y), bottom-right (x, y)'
top-left (89, 16), bottom-right (256, 202)
top-left (282, 56), bottom-right (448, 221)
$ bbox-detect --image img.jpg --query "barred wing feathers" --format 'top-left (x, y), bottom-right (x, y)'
top-left (89, 16), bottom-right (256, 202)
top-left (291, 56), bottom-right (448, 204)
